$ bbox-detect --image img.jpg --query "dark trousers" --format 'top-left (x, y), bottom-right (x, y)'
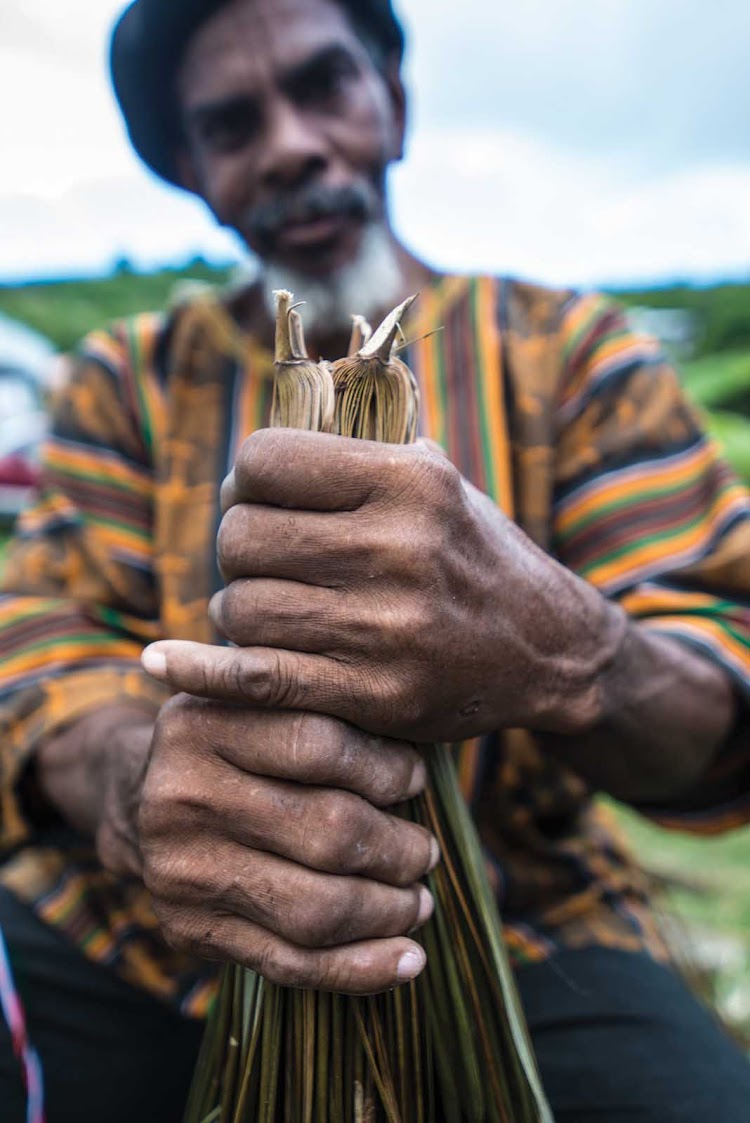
top-left (2, 886), bottom-right (749, 1122)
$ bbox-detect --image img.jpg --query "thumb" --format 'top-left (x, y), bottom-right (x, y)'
top-left (141, 640), bottom-right (351, 718)
top-left (416, 437), bottom-right (450, 460)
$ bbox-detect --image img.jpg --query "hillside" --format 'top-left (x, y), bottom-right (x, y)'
top-left (1, 263), bottom-right (748, 358)
top-left (0, 260), bottom-right (235, 354)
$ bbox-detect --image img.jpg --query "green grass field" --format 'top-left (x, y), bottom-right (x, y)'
top-left (679, 350), bottom-right (750, 482)
top-left (615, 806), bottom-right (750, 936)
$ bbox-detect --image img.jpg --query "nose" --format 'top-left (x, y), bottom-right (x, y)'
top-left (257, 97), bottom-right (328, 192)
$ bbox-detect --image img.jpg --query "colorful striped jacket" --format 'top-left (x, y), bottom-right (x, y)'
top-left (2, 275), bottom-right (750, 1017)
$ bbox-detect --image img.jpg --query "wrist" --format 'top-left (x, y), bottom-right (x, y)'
top-left (524, 571), bottom-right (628, 736)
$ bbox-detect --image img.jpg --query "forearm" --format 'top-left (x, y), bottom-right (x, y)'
top-left (35, 703), bottom-right (157, 868)
top-left (538, 594), bottom-right (736, 803)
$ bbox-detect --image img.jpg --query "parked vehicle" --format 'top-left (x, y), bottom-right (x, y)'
top-left (0, 314), bottom-right (55, 524)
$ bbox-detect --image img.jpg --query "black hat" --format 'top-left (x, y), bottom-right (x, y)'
top-left (110, 0), bottom-right (405, 187)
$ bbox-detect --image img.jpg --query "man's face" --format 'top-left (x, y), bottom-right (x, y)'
top-left (177, 0), bottom-right (405, 278)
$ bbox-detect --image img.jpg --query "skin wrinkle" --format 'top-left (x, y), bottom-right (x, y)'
top-left (34, 0), bottom-right (737, 995)
top-left (176, 0), bottom-right (400, 287)
top-left (147, 420), bottom-right (734, 752)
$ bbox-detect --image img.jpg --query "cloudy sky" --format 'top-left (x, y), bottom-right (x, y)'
top-left (1, 0), bottom-right (749, 286)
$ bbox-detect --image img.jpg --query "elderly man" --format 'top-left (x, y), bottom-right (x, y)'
top-left (2, 0), bottom-right (750, 1119)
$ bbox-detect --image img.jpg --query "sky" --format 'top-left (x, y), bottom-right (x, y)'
top-left (1, 0), bottom-right (749, 287)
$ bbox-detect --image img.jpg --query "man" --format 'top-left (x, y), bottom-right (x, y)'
top-left (2, 0), bottom-right (750, 1119)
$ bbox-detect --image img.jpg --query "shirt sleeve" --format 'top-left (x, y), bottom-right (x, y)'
top-left (0, 319), bottom-right (169, 850)
top-left (553, 293), bottom-right (750, 833)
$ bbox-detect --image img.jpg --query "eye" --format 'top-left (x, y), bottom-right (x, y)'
top-left (196, 103), bottom-right (260, 154)
top-left (290, 54), bottom-right (359, 108)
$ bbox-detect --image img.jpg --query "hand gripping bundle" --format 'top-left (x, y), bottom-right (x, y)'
top-left (184, 292), bottom-right (553, 1123)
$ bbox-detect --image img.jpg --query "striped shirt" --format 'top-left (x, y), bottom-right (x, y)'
top-left (2, 274), bottom-right (750, 1014)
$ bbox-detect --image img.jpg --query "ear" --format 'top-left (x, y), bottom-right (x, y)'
top-left (381, 57), bottom-right (407, 162)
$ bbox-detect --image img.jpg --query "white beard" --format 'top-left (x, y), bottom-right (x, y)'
top-left (261, 224), bottom-right (403, 342)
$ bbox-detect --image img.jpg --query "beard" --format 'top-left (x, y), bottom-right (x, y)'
top-left (239, 177), bottom-right (403, 339)
top-left (260, 221), bottom-right (404, 340)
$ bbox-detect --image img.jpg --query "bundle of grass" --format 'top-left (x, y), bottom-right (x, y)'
top-left (184, 293), bottom-right (553, 1123)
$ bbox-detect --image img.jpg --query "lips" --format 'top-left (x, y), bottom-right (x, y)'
top-left (274, 212), bottom-right (351, 250)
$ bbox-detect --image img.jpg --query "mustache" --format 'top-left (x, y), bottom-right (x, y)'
top-left (242, 182), bottom-right (380, 247)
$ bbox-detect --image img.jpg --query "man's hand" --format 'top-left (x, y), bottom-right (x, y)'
top-left (136, 698), bottom-right (436, 993)
top-left (36, 704), bottom-right (156, 879)
top-left (141, 428), bottom-right (621, 743)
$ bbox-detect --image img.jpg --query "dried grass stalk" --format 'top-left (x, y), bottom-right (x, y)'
top-left (270, 290), bottom-right (335, 433)
top-left (184, 293), bottom-right (553, 1123)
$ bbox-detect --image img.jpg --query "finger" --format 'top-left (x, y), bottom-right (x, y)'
top-left (220, 468), bottom-right (237, 515)
top-left (160, 701), bottom-right (427, 808)
top-left (161, 766), bottom-right (437, 885)
top-left (416, 437), bottom-right (449, 460)
top-left (230, 428), bottom-right (406, 511)
top-left (210, 581), bottom-right (344, 652)
top-left (216, 505), bottom-right (373, 586)
top-left (142, 640), bottom-right (352, 719)
top-left (154, 840), bottom-right (434, 948)
top-left (210, 580), bottom-right (386, 656)
top-left (158, 905), bottom-right (427, 994)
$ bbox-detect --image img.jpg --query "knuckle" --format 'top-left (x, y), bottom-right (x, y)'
top-left (235, 430), bottom-right (281, 496)
top-left (215, 651), bottom-right (278, 705)
top-left (242, 650), bottom-right (301, 709)
top-left (235, 429), bottom-right (264, 477)
top-left (151, 899), bottom-right (180, 942)
top-left (138, 781), bottom-right (171, 842)
top-left (293, 713), bottom-right (346, 774)
top-left (219, 469), bottom-right (236, 513)
top-left (288, 897), bottom-right (327, 947)
top-left (154, 693), bottom-right (192, 741)
top-left (375, 531), bottom-right (411, 579)
top-left (367, 670), bottom-right (423, 732)
top-left (141, 849), bottom-right (183, 900)
top-left (216, 506), bottom-right (247, 576)
top-left (153, 694), bottom-right (213, 759)
top-left (152, 900), bottom-right (190, 949)
top-left (423, 447), bottom-right (460, 495)
top-left (244, 932), bottom-right (312, 989)
top-left (140, 770), bottom-right (203, 838)
top-left (291, 885), bottom-right (358, 948)
top-left (157, 905), bottom-right (223, 959)
top-left (367, 758), bottom-right (416, 806)
top-left (412, 594), bottom-right (437, 634)
top-left (217, 580), bottom-right (251, 639)
top-left (302, 792), bottom-right (362, 869)
top-left (246, 939), bottom-right (278, 981)
top-left (258, 947), bottom-right (309, 990)
top-left (392, 824), bottom-right (433, 885)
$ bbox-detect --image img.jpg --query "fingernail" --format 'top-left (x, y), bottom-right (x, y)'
top-left (405, 757), bottom-right (427, 800)
top-left (141, 647), bottom-right (167, 680)
top-left (397, 946), bottom-right (426, 982)
top-left (417, 885), bottom-right (434, 925)
top-left (427, 836), bottom-right (441, 872)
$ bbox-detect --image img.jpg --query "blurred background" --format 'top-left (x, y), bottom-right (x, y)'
top-left (1, 0), bottom-right (750, 1035)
